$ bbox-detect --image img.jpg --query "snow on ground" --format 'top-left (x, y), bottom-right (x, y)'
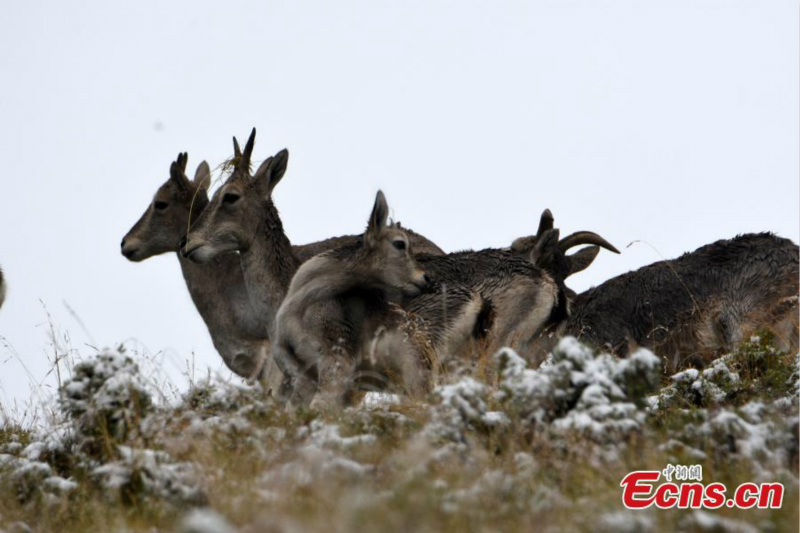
top-left (0, 338), bottom-right (797, 532)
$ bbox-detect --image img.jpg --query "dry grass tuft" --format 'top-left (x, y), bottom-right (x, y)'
top-left (0, 331), bottom-right (797, 533)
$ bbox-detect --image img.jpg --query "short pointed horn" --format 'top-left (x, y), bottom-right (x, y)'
top-left (170, 156), bottom-right (183, 179)
top-left (536, 209), bottom-right (554, 238)
top-left (558, 231), bottom-right (620, 254)
top-left (238, 127), bottom-right (256, 173)
top-left (168, 159), bottom-right (188, 190)
top-left (233, 137), bottom-right (242, 159)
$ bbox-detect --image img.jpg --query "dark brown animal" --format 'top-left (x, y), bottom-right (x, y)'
top-left (530, 230), bottom-right (799, 371)
top-left (510, 208), bottom-right (620, 298)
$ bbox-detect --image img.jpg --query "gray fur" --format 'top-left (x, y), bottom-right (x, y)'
top-left (274, 195), bottom-right (562, 406)
top-left (180, 130), bottom-right (443, 391)
top-left (274, 192), bottom-right (434, 407)
top-left (121, 149), bottom-right (427, 389)
top-left (530, 232), bottom-right (799, 371)
top-left (122, 153), bottom-right (274, 382)
top-left (412, 250), bottom-right (561, 358)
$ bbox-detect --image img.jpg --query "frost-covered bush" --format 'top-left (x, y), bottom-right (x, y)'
top-left (424, 378), bottom-right (508, 448)
top-left (260, 419), bottom-right (377, 496)
top-left (650, 356), bottom-right (740, 410)
top-left (180, 377), bottom-right (272, 415)
top-left (0, 348), bottom-right (206, 512)
top-left (0, 454), bottom-right (76, 505)
top-left (648, 336), bottom-right (799, 482)
top-left (60, 349), bottom-right (152, 457)
top-left (494, 338), bottom-right (660, 444)
top-left (0, 425), bottom-right (76, 505)
top-left (729, 334), bottom-right (797, 401)
top-left (92, 446), bottom-right (204, 506)
top-left (421, 337), bottom-right (661, 460)
top-left (144, 377), bottom-right (287, 461)
top-left (670, 401), bottom-right (798, 483)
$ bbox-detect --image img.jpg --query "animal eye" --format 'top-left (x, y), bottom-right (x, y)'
top-left (223, 193), bottom-right (240, 205)
top-left (392, 240), bottom-right (406, 251)
top-left (154, 201), bottom-right (168, 210)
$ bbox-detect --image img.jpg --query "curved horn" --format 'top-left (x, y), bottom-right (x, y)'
top-left (558, 231), bottom-right (620, 254)
top-left (536, 209), bottom-right (554, 238)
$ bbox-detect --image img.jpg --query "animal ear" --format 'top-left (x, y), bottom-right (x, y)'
top-left (365, 190), bottom-right (389, 247)
top-left (530, 228), bottom-right (560, 266)
top-left (510, 235), bottom-right (536, 255)
top-left (253, 149), bottom-right (289, 197)
top-left (193, 161), bottom-right (211, 192)
top-left (567, 246), bottom-right (600, 276)
top-left (253, 156), bottom-right (273, 194)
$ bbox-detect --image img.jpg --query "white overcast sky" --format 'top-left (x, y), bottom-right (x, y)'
top-left (0, 1), bottom-right (797, 416)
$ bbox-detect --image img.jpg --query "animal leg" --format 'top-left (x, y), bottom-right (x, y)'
top-left (311, 348), bottom-right (358, 410)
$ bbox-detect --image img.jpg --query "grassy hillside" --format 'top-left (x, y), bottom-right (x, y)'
top-left (0, 335), bottom-right (797, 532)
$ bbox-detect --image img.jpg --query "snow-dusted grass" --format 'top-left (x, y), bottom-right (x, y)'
top-left (0, 336), bottom-right (797, 532)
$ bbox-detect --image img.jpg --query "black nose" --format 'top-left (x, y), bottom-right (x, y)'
top-left (178, 236), bottom-right (187, 250)
top-left (120, 238), bottom-right (126, 249)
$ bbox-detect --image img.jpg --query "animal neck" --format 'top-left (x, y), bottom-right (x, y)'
top-left (239, 200), bottom-right (300, 334)
top-left (175, 251), bottom-right (264, 366)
